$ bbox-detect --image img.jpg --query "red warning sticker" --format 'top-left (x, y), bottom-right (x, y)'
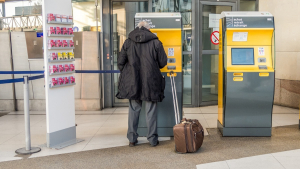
top-left (210, 31), bottom-right (219, 45)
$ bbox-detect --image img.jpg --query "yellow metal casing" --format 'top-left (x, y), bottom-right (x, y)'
top-left (218, 19), bottom-right (224, 125)
top-left (218, 12), bottom-right (275, 136)
top-left (151, 29), bottom-right (182, 73)
top-left (226, 28), bottom-right (274, 73)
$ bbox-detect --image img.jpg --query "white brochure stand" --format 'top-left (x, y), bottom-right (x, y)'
top-left (42, 0), bottom-right (83, 149)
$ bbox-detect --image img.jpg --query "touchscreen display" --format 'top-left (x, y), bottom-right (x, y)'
top-left (231, 48), bottom-right (254, 65)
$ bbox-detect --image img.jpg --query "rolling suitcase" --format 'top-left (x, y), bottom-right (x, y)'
top-left (173, 118), bottom-right (204, 153)
top-left (169, 73), bottom-right (204, 153)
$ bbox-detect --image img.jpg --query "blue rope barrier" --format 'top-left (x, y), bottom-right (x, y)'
top-left (0, 70), bottom-right (120, 74)
top-left (29, 75), bottom-right (44, 81)
top-left (0, 78), bottom-right (24, 84)
top-left (0, 70), bottom-right (120, 84)
top-left (0, 71), bottom-right (44, 74)
top-left (0, 75), bottom-right (45, 84)
top-left (75, 70), bottom-right (120, 73)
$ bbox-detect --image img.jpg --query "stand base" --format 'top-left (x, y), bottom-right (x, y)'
top-left (15, 147), bottom-right (41, 155)
top-left (217, 120), bottom-right (271, 137)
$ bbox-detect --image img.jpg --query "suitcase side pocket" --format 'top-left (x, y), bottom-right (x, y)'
top-left (173, 124), bottom-right (188, 153)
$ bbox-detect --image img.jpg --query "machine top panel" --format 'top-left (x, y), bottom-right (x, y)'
top-left (221, 12), bottom-right (274, 28)
top-left (220, 11), bottom-right (273, 18)
top-left (135, 13), bottom-right (182, 29)
top-left (135, 13), bottom-right (181, 18)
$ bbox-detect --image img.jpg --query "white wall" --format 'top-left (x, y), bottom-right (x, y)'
top-left (260, 0), bottom-right (300, 108)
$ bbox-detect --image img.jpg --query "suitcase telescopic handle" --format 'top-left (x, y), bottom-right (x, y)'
top-left (170, 72), bottom-right (180, 124)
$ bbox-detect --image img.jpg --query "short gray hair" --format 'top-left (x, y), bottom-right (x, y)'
top-left (137, 21), bottom-right (150, 29)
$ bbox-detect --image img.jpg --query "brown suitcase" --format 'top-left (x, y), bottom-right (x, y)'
top-left (169, 74), bottom-right (204, 153)
top-left (173, 118), bottom-right (204, 153)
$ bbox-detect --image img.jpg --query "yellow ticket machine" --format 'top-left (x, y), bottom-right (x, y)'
top-left (135, 13), bottom-right (183, 136)
top-left (218, 12), bottom-right (275, 136)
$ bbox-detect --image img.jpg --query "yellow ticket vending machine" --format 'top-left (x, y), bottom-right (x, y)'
top-left (135, 13), bottom-right (183, 136)
top-left (218, 12), bottom-right (275, 136)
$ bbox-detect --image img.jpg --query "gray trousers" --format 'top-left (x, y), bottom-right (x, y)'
top-left (127, 99), bottom-right (158, 145)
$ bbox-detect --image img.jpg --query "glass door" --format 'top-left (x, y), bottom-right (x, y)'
top-left (112, 1), bottom-right (148, 106)
top-left (199, 1), bottom-right (236, 105)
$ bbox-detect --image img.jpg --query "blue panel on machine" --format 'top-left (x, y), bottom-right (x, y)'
top-left (231, 48), bottom-right (254, 65)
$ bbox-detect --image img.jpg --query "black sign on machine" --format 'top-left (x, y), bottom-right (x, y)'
top-left (233, 18), bottom-right (247, 27)
top-left (135, 18), bottom-right (156, 28)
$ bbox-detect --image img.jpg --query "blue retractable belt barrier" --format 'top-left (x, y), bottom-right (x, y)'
top-left (0, 71), bottom-right (44, 74)
top-left (0, 70), bottom-right (120, 84)
top-left (0, 78), bottom-right (24, 84)
top-left (0, 75), bottom-right (45, 84)
top-left (29, 74), bottom-right (44, 81)
top-left (75, 70), bottom-right (120, 73)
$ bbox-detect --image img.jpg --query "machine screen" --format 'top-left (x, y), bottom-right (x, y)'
top-left (231, 48), bottom-right (254, 65)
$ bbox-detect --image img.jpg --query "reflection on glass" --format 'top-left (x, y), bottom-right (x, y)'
top-left (182, 12), bottom-right (192, 52)
top-left (201, 5), bottom-right (232, 103)
top-left (4, 0), bottom-right (42, 17)
top-left (152, 0), bottom-right (192, 105)
top-left (113, 2), bottom-right (148, 104)
top-left (202, 5), bottom-right (231, 50)
top-left (152, 0), bottom-right (191, 12)
top-left (202, 55), bottom-right (218, 102)
top-left (240, 0), bottom-right (256, 11)
top-left (72, 2), bottom-right (101, 31)
top-left (183, 54), bottom-right (192, 104)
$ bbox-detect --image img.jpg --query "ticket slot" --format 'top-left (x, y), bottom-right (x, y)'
top-left (167, 66), bottom-right (176, 70)
top-left (233, 77), bottom-right (243, 81)
top-left (168, 58), bottom-right (176, 63)
top-left (233, 73), bottom-right (243, 76)
top-left (259, 73), bottom-right (269, 77)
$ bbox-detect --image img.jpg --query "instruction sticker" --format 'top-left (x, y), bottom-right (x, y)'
top-left (168, 48), bottom-right (174, 56)
top-left (258, 47), bottom-right (265, 56)
top-left (232, 32), bottom-right (248, 41)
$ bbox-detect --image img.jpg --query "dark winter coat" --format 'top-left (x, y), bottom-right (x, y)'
top-left (116, 27), bottom-right (168, 102)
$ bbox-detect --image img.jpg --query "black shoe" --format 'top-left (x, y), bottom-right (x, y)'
top-left (151, 140), bottom-right (159, 147)
top-left (129, 140), bottom-right (138, 147)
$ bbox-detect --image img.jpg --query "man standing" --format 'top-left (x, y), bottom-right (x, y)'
top-left (116, 21), bottom-right (167, 147)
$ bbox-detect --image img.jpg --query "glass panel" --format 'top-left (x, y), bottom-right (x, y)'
top-left (240, 0), bottom-right (256, 11)
top-left (4, 0), bottom-right (42, 17)
top-left (152, 0), bottom-right (192, 105)
top-left (202, 5), bottom-right (232, 50)
top-left (113, 2), bottom-right (148, 104)
top-left (202, 54), bottom-right (218, 102)
top-left (72, 1), bottom-right (101, 31)
top-left (183, 54), bottom-right (192, 104)
top-left (182, 12), bottom-right (192, 52)
top-left (201, 5), bottom-right (233, 103)
top-left (0, 3), bottom-right (3, 17)
top-left (152, 0), bottom-right (192, 52)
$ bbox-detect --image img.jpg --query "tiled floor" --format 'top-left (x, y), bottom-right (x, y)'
top-left (0, 105), bottom-right (299, 165)
top-left (196, 149), bottom-right (300, 169)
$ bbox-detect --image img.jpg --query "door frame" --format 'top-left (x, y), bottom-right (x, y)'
top-left (102, 0), bottom-right (239, 108)
top-left (102, 0), bottom-right (151, 108)
top-left (191, 0), bottom-right (238, 107)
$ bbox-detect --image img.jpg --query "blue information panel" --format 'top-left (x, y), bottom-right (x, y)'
top-left (37, 32), bottom-right (43, 37)
top-left (231, 48), bottom-right (254, 65)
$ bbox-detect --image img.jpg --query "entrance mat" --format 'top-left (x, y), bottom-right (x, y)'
top-left (1, 125), bottom-right (300, 168)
